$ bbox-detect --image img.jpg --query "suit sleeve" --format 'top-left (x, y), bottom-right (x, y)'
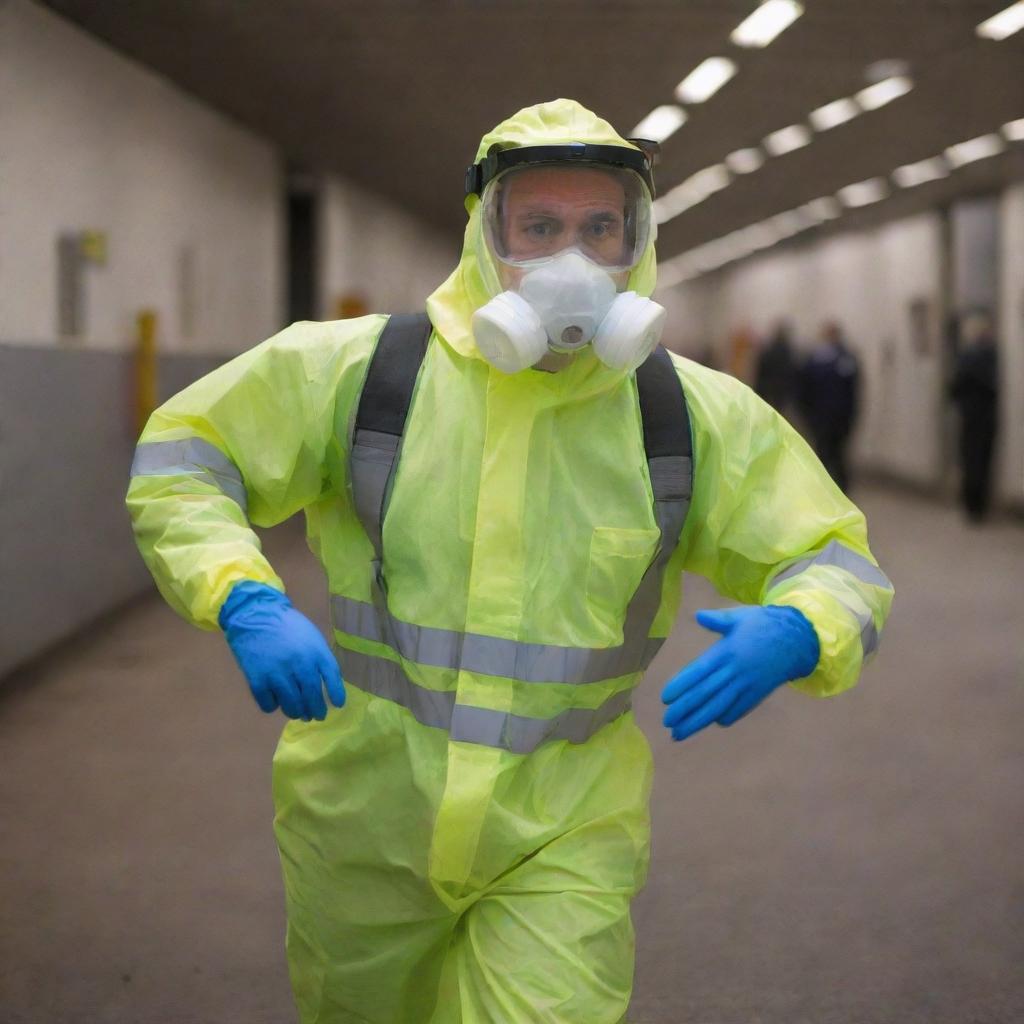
top-left (675, 357), bottom-right (894, 697)
top-left (125, 316), bottom-right (385, 630)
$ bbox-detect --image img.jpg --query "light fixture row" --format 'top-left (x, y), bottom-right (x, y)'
top-left (657, 119), bottom-right (1024, 287)
top-left (976, 2), bottom-right (1024, 40)
top-left (629, 2), bottom-right (805, 144)
top-left (639, 1), bottom-right (1022, 229)
top-left (652, 74), bottom-right (914, 225)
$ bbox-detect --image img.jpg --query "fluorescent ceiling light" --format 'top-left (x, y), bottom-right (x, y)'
top-left (855, 76), bottom-right (913, 111)
top-left (1001, 117), bottom-right (1024, 141)
top-left (977, 2), bottom-right (1024, 40)
top-left (657, 265), bottom-right (699, 288)
top-left (653, 163), bottom-right (731, 223)
top-left (892, 157), bottom-right (949, 188)
top-left (692, 253), bottom-right (729, 273)
top-left (725, 147), bottom-right (765, 174)
top-left (672, 239), bottom-right (727, 275)
top-left (764, 209), bottom-right (812, 241)
top-left (801, 197), bottom-right (841, 221)
top-left (740, 222), bottom-right (784, 250)
top-left (946, 133), bottom-right (1006, 167)
top-left (698, 242), bottom-right (736, 268)
top-left (630, 105), bottom-right (688, 143)
top-left (684, 164), bottom-right (731, 195)
top-left (675, 57), bottom-right (737, 104)
top-left (719, 227), bottom-right (755, 254)
top-left (837, 177), bottom-right (888, 208)
top-left (809, 97), bottom-right (860, 131)
top-left (655, 255), bottom-right (699, 288)
top-left (763, 124), bottom-right (812, 156)
top-left (731, 0), bottom-right (804, 47)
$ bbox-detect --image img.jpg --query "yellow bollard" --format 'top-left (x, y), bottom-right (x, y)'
top-left (335, 292), bottom-right (369, 319)
top-left (136, 309), bottom-right (158, 434)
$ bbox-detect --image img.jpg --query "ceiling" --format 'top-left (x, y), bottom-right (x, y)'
top-left (41, 0), bottom-right (1024, 264)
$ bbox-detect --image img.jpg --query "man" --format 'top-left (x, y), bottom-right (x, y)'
top-left (797, 321), bottom-right (860, 492)
top-left (949, 309), bottom-right (999, 522)
top-left (127, 100), bottom-right (893, 1023)
top-left (754, 320), bottom-right (798, 416)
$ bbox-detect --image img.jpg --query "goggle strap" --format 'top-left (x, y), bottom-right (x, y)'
top-left (465, 143), bottom-right (655, 198)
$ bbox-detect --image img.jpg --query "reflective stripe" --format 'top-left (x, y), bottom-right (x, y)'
top-left (769, 539), bottom-right (893, 591)
top-left (450, 689), bottom-right (633, 754)
top-left (767, 539), bottom-right (889, 660)
top-left (130, 438), bottom-right (248, 513)
top-left (338, 647), bottom-right (456, 731)
top-left (329, 449), bottom-right (688, 748)
top-left (330, 593), bottom-right (665, 684)
top-left (338, 357), bottom-right (692, 748)
top-left (853, 606), bottom-right (880, 659)
top-left (330, 453), bottom-right (690, 686)
top-left (336, 644), bottom-right (632, 754)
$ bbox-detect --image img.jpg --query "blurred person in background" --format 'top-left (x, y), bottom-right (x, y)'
top-left (726, 321), bottom-right (756, 383)
top-left (126, 100), bottom-right (892, 1024)
top-left (797, 320), bottom-right (861, 493)
top-left (754, 320), bottom-right (798, 417)
top-left (950, 309), bottom-right (999, 522)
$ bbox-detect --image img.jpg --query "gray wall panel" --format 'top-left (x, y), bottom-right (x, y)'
top-left (1, 343), bottom-right (225, 678)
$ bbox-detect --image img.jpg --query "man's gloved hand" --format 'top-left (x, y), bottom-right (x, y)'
top-left (219, 581), bottom-right (345, 721)
top-left (661, 605), bottom-right (819, 743)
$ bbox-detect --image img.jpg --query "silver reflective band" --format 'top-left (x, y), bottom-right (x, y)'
top-left (338, 646), bottom-right (456, 730)
top-left (130, 437), bottom-right (248, 513)
top-left (450, 690), bottom-right (633, 754)
top-left (768, 539), bottom-right (890, 659)
top-left (860, 611), bottom-right (880, 660)
top-left (330, 593), bottom-right (665, 684)
top-left (332, 454), bottom-right (689, 685)
top-left (769, 539), bottom-right (893, 591)
top-left (336, 645), bottom-right (633, 754)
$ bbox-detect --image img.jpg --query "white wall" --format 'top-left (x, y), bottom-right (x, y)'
top-left (999, 182), bottom-right (1024, 504)
top-left (0, 0), bottom-right (284, 354)
top-left (318, 176), bottom-right (457, 318)
top-left (0, 0), bottom-right (462, 678)
top-left (657, 212), bottom-right (953, 490)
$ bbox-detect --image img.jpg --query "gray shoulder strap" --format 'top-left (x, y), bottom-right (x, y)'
top-left (350, 313), bottom-right (432, 558)
top-left (350, 326), bottom-right (694, 661)
top-left (622, 344), bottom-right (694, 668)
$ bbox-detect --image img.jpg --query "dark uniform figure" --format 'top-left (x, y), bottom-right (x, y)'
top-left (797, 322), bottom-right (860, 493)
top-left (950, 312), bottom-right (999, 522)
top-left (754, 322), bottom-right (798, 416)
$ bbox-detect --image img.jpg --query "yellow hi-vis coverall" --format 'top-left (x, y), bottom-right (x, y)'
top-left (126, 100), bottom-right (893, 1023)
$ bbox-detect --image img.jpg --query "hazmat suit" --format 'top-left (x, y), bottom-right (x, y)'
top-left (126, 100), bottom-right (893, 1023)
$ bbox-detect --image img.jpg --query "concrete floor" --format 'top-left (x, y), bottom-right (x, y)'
top-left (1, 487), bottom-right (1022, 1023)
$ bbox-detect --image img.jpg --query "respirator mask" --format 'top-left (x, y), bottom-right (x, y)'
top-left (467, 151), bottom-right (666, 374)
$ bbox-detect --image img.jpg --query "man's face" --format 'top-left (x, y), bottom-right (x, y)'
top-left (498, 166), bottom-right (628, 272)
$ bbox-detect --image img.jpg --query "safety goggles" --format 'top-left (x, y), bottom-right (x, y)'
top-left (468, 145), bottom-right (655, 272)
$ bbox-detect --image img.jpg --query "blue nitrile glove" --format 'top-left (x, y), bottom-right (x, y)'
top-left (218, 581), bottom-right (345, 721)
top-left (661, 605), bottom-right (819, 742)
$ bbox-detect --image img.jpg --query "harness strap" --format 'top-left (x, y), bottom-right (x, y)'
top-left (345, 322), bottom-right (694, 749)
top-left (349, 313), bottom-right (432, 558)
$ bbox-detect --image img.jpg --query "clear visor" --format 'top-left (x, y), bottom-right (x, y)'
top-left (481, 162), bottom-right (652, 272)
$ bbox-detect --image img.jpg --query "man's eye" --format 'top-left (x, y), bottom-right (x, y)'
top-left (526, 222), bottom-right (552, 237)
top-left (586, 221), bottom-right (619, 239)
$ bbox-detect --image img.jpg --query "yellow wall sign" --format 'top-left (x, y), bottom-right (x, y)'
top-left (80, 230), bottom-right (107, 265)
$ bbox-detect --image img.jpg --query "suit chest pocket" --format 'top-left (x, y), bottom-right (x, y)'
top-left (586, 526), bottom-right (661, 644)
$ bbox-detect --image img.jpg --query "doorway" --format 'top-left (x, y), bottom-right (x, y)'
top-left (287, 172), bottom-right (320, 324)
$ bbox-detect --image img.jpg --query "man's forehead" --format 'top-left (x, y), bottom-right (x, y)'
top-left (503, 166), bottom-right (626, 208)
